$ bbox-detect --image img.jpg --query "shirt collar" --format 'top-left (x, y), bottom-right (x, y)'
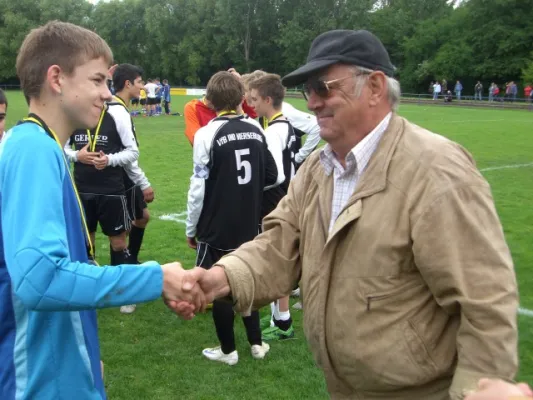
top-left (320, 112), bottom-right (392, 176)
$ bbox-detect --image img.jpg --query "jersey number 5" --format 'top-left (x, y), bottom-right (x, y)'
top-left (235, 148), bottom-right (252, 185)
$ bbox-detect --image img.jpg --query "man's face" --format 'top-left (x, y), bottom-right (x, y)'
top-left (60, 57), bottom-right (112, 129)
top-left (0, 103), bottom-right (6, 133)
top-left (306, 64), bottom-right (369, 144)
top-left (249, 88), bottom-right (270, 118)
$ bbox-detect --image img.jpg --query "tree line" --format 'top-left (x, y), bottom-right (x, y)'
top-left (0, 0), bottom-right (532, 94)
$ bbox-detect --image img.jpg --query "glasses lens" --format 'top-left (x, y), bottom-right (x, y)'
top-left (0, 114), bottom-right (5, 121)
top-left (304, 79), bottom-right (329, 99)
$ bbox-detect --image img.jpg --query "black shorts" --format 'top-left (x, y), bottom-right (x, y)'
top-left (140, 99), bottom-right (147, 106)
top-left (80, 193), bottom-right (130, 237)
top-left (126, 185), bottom-right (147, 221)
top-left (131, 98), bottom-right (139, 105)
top-left (147, 97), bottom-right (157, 105)
top-left (195, 242), bottom-right (231, 269)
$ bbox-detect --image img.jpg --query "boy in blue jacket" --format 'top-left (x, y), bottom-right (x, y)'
top-left (0, 21), bottom-right (202, 400)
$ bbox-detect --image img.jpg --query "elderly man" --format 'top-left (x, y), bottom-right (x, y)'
top-left (177, 29), bottom-right (518, 400)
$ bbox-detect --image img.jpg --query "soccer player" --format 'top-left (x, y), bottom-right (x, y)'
top-left (155, 77), bottom-right (163, 115)
top-left (0, 21), bottom-right (203, 400)
top-left (186, 71), bottom-right (279, 365)
top-left (0, 89), bottom-right (7, 141)
top-left (241, 69), bottom-right (321, 171)
top-left (162, 79), bottom-right (171, 115)
top-left (66, 63), bottom-right (141, 280)
top-left (248, 73), bottom-right (297, 340)
top-left (144, 78), bottom-right (159, 116)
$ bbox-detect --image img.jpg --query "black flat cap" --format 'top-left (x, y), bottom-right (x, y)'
top-left (282, 29), bottom-right (395, 87)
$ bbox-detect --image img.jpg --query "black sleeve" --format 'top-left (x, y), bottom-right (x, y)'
top-left (265, 145), bottom-right (279, 187)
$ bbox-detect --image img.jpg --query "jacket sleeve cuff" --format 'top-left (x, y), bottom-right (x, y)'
top-left (217, 255), bottom-right (255, 314)
top-left (449, 366), bottom-right (516, 400)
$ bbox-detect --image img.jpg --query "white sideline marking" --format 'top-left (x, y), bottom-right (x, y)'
top-left (480, 163), bottom-right (533, 172)
top-left (519, 307), bottom-right (533, 317)
top-left (159, 212), bottom-right (187, 224)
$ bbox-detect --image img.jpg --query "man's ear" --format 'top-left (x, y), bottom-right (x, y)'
top-left (367, 72), bottom-right (387, 107)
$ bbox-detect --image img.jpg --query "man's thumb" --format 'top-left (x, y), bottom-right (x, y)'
top-left (183, 268), bottom-right (204, 291)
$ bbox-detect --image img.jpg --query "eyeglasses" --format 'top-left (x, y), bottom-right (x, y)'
top-left (302, 75), bottom-right (354, 101)
top-left (0, 113), bottom-right (5, 121)
top-left (302, 71), bottom-right (372, 101)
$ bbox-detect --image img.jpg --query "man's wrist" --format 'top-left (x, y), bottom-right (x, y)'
top-left (210, 265), bottom-right (231, 299)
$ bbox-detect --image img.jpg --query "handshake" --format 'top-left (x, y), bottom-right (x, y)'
top-left (160, 263), bottom-right (231, 319)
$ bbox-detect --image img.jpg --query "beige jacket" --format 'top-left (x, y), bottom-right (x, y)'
top-left (219, 114), bottom-right (518, 400)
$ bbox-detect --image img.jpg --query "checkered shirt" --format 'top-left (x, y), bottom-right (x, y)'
top-left (319, 113), bottom-right (392, 233)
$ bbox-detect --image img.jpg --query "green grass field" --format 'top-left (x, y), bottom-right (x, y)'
top-left (4, 91), bottom-right (533, 399)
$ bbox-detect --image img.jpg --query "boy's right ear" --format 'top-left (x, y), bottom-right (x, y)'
top-left (47, 65), bottom-right (63, 96)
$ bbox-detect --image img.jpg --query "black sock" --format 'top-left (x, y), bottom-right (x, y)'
top-left (242, 311), bottom-right (262, 346)
top-left (212, 300), bottom-right (236, 354)
top-left (110, 247), bottom-right (133, 266)
top-left (128, 226), bottom-right (145, 264)
top-left (274, 317), bottom-right (293, 332)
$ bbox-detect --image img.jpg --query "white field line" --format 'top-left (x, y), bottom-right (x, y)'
top-left (519, 307), bottom-right (533, 317)
top-left (480, 163), bottom-right (533, 172)
top-left (158, 164), bottom-right (532, 224)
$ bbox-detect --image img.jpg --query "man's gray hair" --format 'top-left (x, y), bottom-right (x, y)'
top-left (351, 66), bottom-right (400, 111)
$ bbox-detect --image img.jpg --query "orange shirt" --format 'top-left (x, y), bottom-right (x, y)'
top-left (184, 99), bottom-right (257, 145)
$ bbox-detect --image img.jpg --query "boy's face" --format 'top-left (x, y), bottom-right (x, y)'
top-left (61, 57), bottom-right (112, 129)
top-left (0, 103), bottom-right (6, 133)
top-left (128, 76), bottom-right (143, 99)
top-left (249, 88), bottom-right (271, 118)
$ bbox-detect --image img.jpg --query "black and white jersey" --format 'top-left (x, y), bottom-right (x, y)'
top-left (262, 118), bottom-right (298, 218)
top-left (186, 115), bottom-right (277, 250)
top-left (259, 102), bottom-right (320, 164)
top-left (65, 101), bottom-right (139, 195)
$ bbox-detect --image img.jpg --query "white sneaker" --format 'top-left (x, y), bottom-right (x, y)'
top-left (202, 346), bottom-right (238, 365)
top-left (291, 288), bottom-right (300, 297)
top-left (120, 304), bottom-right (136, 314)
top-left (292, 301), bottom-right (303, 310)
top-left (251, 342), bottom-right (270, 360)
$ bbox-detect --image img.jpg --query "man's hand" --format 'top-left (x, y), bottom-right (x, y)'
top-left (167, 266), bottom-right (231, 318)
top-left (464, 378), bottom-right (533, 400)
top-left (77, 144), bottom-right (100, 165)
top-left (161, 262), bottom-right (206, 319)
top-left (187, 236), bottom-right (197, 249)
top-left (143, 187), bottom-right (155, 203)
top-left (93, 151), bottom-right (109, 170)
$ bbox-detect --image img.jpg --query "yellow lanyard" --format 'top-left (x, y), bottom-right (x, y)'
top-left (86, 107), bottom-right (106, 152)
top-left (218, 110), bottom-right (238, 117)
top-left (23, 116), bottom-right (96, 262)
top-left (113, 95), bottom-right (128, 109)
top-left (263, 112), bottom-right (283, 129)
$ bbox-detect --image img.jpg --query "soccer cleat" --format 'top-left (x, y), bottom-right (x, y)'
top-left (291, 287), bottom-right (300, 297)
top-left (120, 304), bottom-right (136, 314)
top-left (262, 325), bottom-right (295, 341)
top-left (250, 342), bottom-right (270, 359)
top-left (202, 346), bottom-right (238, 365)
top-left (292, 301), bottom-right (303, 310)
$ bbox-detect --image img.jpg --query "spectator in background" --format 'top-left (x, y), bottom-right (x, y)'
top-left (524, 84), bottom-right (532, 103)
top-left (444, 89), bottom-right (453, 103)
top-left (510, 81), bottom-right (518, 102)
top-left (0, 89), bottom-right (7, 142)
top-left (454, 80), bottom-right (463, 100)
top-left (442, 78), bottom-right (448, 92)
top-left (474, 81), bottom-right (483, 101)
top-left (433, 80), bottom-right (441, 100)
top-left (488, 83), bottom-right (496, 102)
